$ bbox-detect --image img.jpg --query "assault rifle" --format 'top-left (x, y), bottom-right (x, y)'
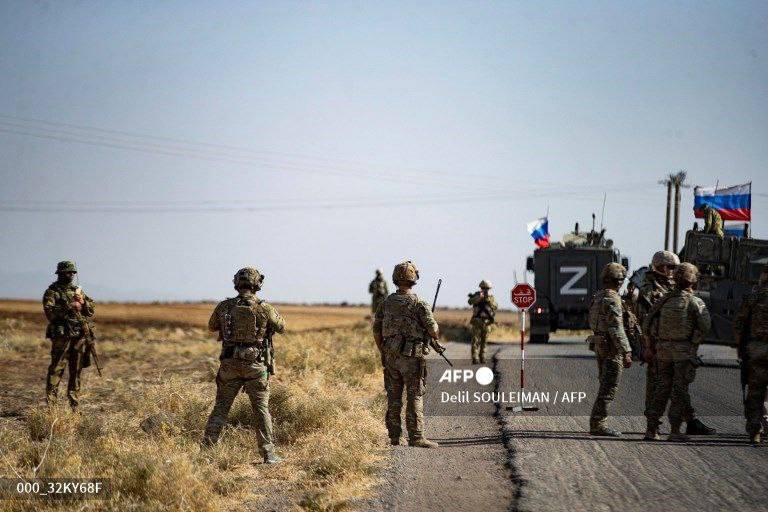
top-left (431, 279), bottom-right (453, 367)
top-left (80, 321), bottom-right (102, 377)
top-left (264, 327), bottom-right (275, 376)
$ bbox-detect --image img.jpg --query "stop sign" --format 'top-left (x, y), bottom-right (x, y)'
top-left (511, 283), bottom-right (536, 310)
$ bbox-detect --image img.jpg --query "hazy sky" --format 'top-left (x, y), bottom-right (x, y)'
top-left (1, 1), bottom-right (766, 306)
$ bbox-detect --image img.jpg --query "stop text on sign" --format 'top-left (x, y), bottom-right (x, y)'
top-left (511, 284), bottom-right (536, 310)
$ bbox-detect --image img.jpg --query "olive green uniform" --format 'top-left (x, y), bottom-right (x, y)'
top-left (643, 289), bottom-right (710, 430)
top-left (703, 207), bottom-right (724, 237)
top-left (369, 275), bottom-right (389, 315)
top-left (202, 291), bottom-right (285, 457)
top-left (43, 281), bottom-right (95, 407)
top-left (588, 288), bottom-right (632, 431)
top-left (468, 292), bottom-right (498, 363)
top-left (734, 284), bottom-right (768, 437)
top-left (373, 291), bottom-right (438, 442)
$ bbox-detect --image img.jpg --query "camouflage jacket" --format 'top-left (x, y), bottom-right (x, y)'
top-left (209, 292), bottom-right (285, 347)
top-left (642, 289), bottom-right (710, 347)
top-left (734, 285), bottom-right (768, 356)
top-left (704, 208), bottom-right (724, 237)
top-left (373, 292), bottom-right (438, 358)
top-left (468, 292), bottom-right (498, 324)
top-left (368, 277), bottom-right (388, 297)
top-left (42, 281), bottom-right (95, 339)
top-left (636, 271), bottom-right (674, 325)
top-left (588, 289), bottom-right (632, 355)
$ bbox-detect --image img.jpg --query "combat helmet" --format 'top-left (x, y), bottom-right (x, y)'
top-left (601, 262), bottom-right (627, 282)
top-left (651, 250), bottom-right (680, 270)
top-left (233, 267), bottom-right (264, 291)
top-left (55, 261), bottom-right (77, 274)
top-left (479, 280), bottom-right (492, 289)
top-left (674, 262), bottom-right (699, 285)
top-left (392, 261), bottom-right (419, 285)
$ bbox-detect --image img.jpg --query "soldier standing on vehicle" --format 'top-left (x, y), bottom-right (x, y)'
top-left (202, 267), bottom-right (285, 464)
top-left (643, 263), bottom-right (711, 442)
top-left (701, 204), bottom-right (724, 238)
top-left (588, 262), bottom-right (633, 437)
top-left (637, 251), bottom-right (716, 435)
top-left (369, 269), bottom-right (389, 316)
top-left (373, 260), bottom-right (444, 448)
top-left (468, 280), bottom-right (498, 364)
top-left (733, 264), bottom-right (768, 444)
top-left (43, 261), bottom-right (95, 410)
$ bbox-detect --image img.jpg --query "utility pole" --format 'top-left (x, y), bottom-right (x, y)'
top-left (670, 171), bottom-right (688, 253)
top-left (658, 176), bottom-right (673, 250)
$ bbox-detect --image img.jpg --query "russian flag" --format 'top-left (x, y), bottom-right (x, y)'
top-left (694, 183), bottom-right (751, 221)
top-left (527, 217), bottom-right (550, 248)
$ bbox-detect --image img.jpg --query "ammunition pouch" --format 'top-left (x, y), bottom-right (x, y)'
top-left (383, 335), bottom-right (428, 359)
top-left (220, 342), bottom-right (263, 362)
top-left (47, 319), bottom-right (86, 340)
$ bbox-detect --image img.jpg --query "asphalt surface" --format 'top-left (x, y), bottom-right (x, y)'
top-left (368, 337), bottom-right (768, 512)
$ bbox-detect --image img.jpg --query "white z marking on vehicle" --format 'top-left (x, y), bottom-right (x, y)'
top-left (560, 266), bottom-right (588, 295)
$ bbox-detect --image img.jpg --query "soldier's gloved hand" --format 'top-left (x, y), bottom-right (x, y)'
top-left (622, 353), bottom-right (633, 369)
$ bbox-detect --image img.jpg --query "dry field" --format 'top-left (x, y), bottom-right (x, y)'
top-left (0, 300), bottom-right (520, 511)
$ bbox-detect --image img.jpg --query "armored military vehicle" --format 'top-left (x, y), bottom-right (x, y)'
top-left (526, 221), bottom-right (629, 343)
top-left (680, 227), bottom-right (768, 345)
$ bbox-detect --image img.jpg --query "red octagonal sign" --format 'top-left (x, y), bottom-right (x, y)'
top-left (511, 283), bottom-right (536, 310)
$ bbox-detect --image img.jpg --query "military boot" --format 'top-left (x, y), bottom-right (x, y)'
top-left (390, 437), bottom-right (401, 446)
top-left (685, 418), bottom-right (716, 435)
top-left (409, 438), bottom-right (439, 448)
top-left (263, 451), bottom-right (283, 465)
top-left (668, 425), bottom-right (688, 442)
top-left (590, 426), bottom-right (622, 437)
top-left (749, 432), bottom-right (761, 444)
top-left (643, 428), bottom-right (660, 441)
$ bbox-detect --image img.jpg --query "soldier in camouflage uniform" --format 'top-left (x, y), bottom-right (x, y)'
top-left (369, 269), bottom-right (389, 315)
top-left (202, 267), bottom-right (285, 464)
top-left (468, 280), bottom-right (498, 364)
top-left (373, 260), bottom-right (444, 448)
top-left (733, 265), bottom-right (768, 444)
top-left (637, 251), bottom-right (716, 435)
top-left (43, 261), bottom-right (95, 410)
top-left (643, 263), bottom-right (711, 441)
top-left (587, 262), bottom-right (633, 437)
top-left (701, 204), bottom-right (724, 238)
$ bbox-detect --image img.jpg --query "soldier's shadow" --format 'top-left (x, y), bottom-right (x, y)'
top-left (433, 434), bottom-right (505, 447)
top-left (509, 430), bottom-right (754, 446)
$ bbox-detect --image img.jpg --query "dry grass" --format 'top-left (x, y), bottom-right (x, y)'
top-left (0, 307), bottom-right (386, 511)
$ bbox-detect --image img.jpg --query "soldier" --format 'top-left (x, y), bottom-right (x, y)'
top-left (468, 280), bottom-right (498, 364)
top-left (373, 260), bottom-right (444, 448)
top-left (701, 204), bottom-right (724, 238)
top-left (643, 263), bottom-right (711, 441)
top-left (369, 269), bottom-right (389, 316)
top-left (202, 267), bottom-right (285, 464)
top-left (733, 265), bottom-right (768, 444)
top-left (587, 262), bottom-right (633, 437)
top-left (43, 261), bottom-right (95, 410)
top-left (637, 252), bottom-right (716, 435)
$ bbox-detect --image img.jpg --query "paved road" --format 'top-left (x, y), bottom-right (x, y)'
top-left (368, 337), bottom-right (768, 512)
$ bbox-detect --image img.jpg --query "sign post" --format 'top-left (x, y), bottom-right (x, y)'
top-left (510, 284), bottom-right (539, 412)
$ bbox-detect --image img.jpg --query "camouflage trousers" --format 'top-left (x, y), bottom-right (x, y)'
top-left (46, 337), bottom-right (85, 407)
top-left (202, 358), bottom-right (274, 456)
top-left (589, 343), bottom-right (624, 430)
top-left (384, 353), bottom-right (425, 441)
top-left (471, 319), bottom-right (490, 363)
top-left (745, 358), bottom-right (768, 435)
top-left (644, 359), bottom-right (696, 423)
top-left (647, 359), bottom-right (696, 428)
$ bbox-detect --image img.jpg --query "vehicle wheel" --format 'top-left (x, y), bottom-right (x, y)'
top-left (529, 332), bottom-right (550, 344)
